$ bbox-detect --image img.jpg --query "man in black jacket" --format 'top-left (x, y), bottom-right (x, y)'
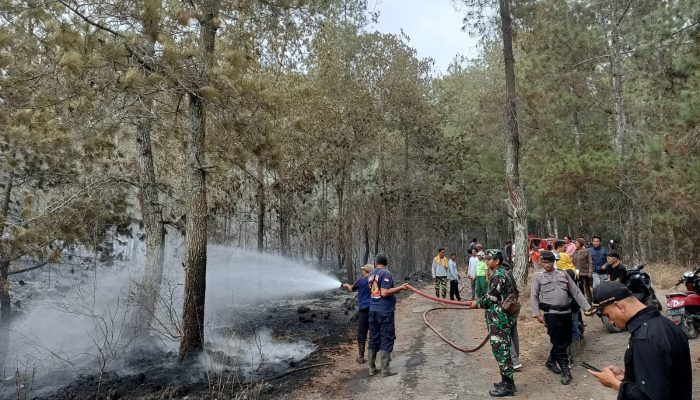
top-left (587, 281), bottom-right (692, 399)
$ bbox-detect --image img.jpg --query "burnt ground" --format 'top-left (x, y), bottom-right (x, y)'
top-left (291, 274), bottom-right (700, 400)
top-left (2, 288), bottom-right (363, 400)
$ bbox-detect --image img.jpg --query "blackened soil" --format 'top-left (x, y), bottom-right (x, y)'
top-left (12, 289), bottom-right (361, 400)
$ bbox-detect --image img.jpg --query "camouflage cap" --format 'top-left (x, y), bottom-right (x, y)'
top-left (486, 249), bottom-right (504, 263)
top-left (486, 249), bottom-right (502, 257)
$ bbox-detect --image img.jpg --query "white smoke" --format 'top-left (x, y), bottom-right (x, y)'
top-left (3, 235), bottom-right (339, 395)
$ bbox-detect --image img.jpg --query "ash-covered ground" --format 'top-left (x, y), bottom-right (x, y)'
top-left (1, 265), bottom-right (359, 400)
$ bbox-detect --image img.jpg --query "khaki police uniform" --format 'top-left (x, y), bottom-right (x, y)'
top-left (531, 269), bottom-right (591, 374)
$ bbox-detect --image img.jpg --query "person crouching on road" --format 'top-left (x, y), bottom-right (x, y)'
top-left (342, 264), bottom-right (374, 364)
top-left (367, 254), bottom-right (408, 377)
top-left (448, 252), bottom-right (461, 301)
top-left (467, 249), bottom-right (518, 397)
top-left (432, 248), bottom-right (449, 298)
top-left (587, 281), bottom-right (692, 399)
top-left (531, 251), bottom-right (591, 385)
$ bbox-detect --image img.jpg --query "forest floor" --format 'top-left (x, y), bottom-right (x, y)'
top-left (290, 264), bottom-right (700, 400)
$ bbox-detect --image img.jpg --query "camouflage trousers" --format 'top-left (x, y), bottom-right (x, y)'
top-left (434, 276), bottom-right (447, 298)
top-left (485, 309), bottom-right (515, 380)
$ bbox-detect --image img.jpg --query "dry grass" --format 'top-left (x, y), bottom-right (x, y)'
top-left (643, 263), bottom-right (690, 291)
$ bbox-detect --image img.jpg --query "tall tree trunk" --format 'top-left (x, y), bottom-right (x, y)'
top-left (667, 224), bottom-right (677, 264)
top-left (374, 212), bottom-right (380, 256)
top-left (401, 130), bottom-right (412, 274)
top-left (363, 220), bottom-right (370, 265)
top-left (256, 159), bottom-right (265, 253)
top-left (279, 189), bottom-right (290, 257)
top-left (133, 106), bottom-right (166, 336)
top-left (179, 0), bottom-right (220, 361)
top-left (499, 0), bottom-right (529, 288)
top-left (608, 4), bottom-right (637, 263)
top-left (0, 159), bottom-right (15, 372)
top-left (335, 179), bottom-right (345, 271)
top-left (132, 1), bottom-right (166, 335)
top-left (318, 179), bottom-right (327, 264)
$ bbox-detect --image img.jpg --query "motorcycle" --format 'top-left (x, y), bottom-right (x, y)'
top-left (601, 264), bottom-right (662, 333)
top-left (665, 266), bottom-right (700, 339)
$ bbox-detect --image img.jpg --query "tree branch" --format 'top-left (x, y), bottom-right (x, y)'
top-left (8, 262), bottom-right (48, 276)
top-left (55, 0), bottom-right (158, 73)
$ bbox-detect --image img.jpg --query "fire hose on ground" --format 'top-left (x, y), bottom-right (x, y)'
top-left (405, 284), bottom-right (490, 353)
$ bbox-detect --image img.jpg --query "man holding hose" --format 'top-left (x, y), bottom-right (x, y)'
top-left (467, 249), bottom-right (518, 397)
top-left (367, 254), bottom-right (408, 377)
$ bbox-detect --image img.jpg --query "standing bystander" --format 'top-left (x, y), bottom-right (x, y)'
top-left (432, 248), bottom-right (449, 299)
top-left (475, 251), bottom-right (488, 300)
top-left (572, 238), bottom-right (593, 301)
top-left (590, 236), bottom-right (608, 288)
top-left (468, 249), bottom-right (478, 300)
top-left (448, 253), bottom-right (461, 301)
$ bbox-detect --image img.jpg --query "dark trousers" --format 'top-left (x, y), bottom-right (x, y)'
top-left (358, 307), bottom-right (369, 353)
top-left (449, 280), bottom-right (461, 301)
top-left (368, 310), bottom-right (396, 352)
top-left (544, 313), bottom-right (573, 364)
top-left (579, 275), bottom-right (593, 301)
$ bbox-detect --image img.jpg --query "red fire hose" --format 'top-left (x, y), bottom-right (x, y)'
top-left (405, 284), bottom-right (490, 353)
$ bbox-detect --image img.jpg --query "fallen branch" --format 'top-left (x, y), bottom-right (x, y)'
top-left (8, 262), bottom-right (48, 276)
top-left (247, 362), bottom-right (334, 384)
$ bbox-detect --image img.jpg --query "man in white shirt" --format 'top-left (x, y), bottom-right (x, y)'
top-left (467, 249), bottom-right (478, 300)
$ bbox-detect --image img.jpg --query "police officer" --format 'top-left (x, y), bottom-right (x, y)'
top-left (467, 249), bottom-right (518, 397)
top-left (587, 281), bottom-right (692, 399)
top-left (531, 250), bottom-right (591, 385)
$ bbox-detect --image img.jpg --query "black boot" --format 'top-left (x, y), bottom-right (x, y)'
top-left (489, 376), bottom-right (515, 397)
top-left (559, 360), bottom-right (572, 385)
top-left (357, 344), bottom-right (366, 364)
top-left (493, 380), bottom-right (518, 392)
top-left (545, 358), bottom-right (561, 374)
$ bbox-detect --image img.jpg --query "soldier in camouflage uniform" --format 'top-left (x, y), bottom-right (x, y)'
top-left (467, 249), bottom-right (518, 397)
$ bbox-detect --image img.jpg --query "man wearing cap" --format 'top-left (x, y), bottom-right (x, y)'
top-left (605, 252), bottom-right (627, 284)
top-left (467, 249), bottom-right (518, 396)
top-left (587, 281), bottom-right (692, 399)
top-left (432, 248), bottom-right (449, 298)
top-left (367, 254), bottom-right (408, 377)
top-left (342, 263), bottom-right (374, 363)
top-left (531, 251), bottom-right (591, 385)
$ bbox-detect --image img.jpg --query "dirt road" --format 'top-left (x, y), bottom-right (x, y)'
top-left (292, 282), bottom-right (700, 400)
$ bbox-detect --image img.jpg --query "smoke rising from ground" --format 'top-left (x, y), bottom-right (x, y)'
top-left (2, 238), bottom-right (340, 397)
